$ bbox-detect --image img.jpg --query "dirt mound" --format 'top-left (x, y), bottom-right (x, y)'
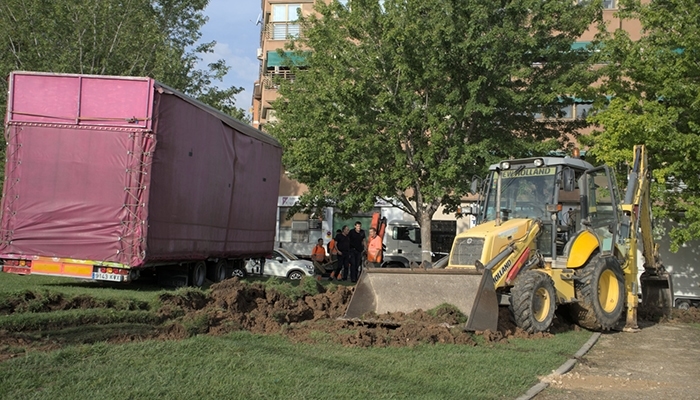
top-left (159, 278), bottom-right (579, 347)
top-left (671, 306), bottom-right (700, 324)
top-left (3, 278), bottom-right (697, 357)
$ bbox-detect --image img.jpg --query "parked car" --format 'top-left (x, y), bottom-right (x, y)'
top-left (242, 248), bottom-right (315, 280)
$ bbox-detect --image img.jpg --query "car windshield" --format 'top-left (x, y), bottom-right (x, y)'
top-left (276, 248), bottom-right (298, 260)
top-left (484, 166), bottom-right (558, 221)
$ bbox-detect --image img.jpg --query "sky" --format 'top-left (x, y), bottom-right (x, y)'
top-left (199, 0), bottom-right (263, 115)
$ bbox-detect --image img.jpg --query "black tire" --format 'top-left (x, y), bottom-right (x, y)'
top-left (677, 300), bottom-right (691, 311)
top-left (511, 270), bottom-right (557, 333)
top-left (568, 254), bottom-right (625, 331)
top-left (207, 260), bottom-right (227, 283)
top-left (287, 270), bottom-right (304, 280)
top-left (190, 261), bottom-right (207, 287)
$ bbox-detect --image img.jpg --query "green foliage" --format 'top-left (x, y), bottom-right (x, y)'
top-left (269, 0), bottom-right (602, 257)
top-left (180, 311), bottom-right (212, 336)
top-left (0, 308), bottom-right (158, 332)
top-left (427, 303), bottom-right (468, 324)
top-left (0, 290), bottom-right (151, 314)
top-left (586, 0), bottom-right (700, 249)
top-left (0, 330), bottom-right (592, 399)
top-left (263, 275), bottom-right (323, 300)
top-left (0, 274), bottom-right (164, 304)
top-left (0, 0), bottom-right (245, 114)
top-left (0, 0), bottom-right (247, 187)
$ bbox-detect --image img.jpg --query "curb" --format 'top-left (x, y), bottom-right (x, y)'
top-left (514, 332), bottom-right (602, 400)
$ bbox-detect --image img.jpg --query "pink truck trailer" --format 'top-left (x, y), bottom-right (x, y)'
top-left (0, 71), bottom-right (282, 286)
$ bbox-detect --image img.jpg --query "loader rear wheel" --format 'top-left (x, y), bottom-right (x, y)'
top-left (569, 254), bottom-right (624, 331)
top-left (511, 270), bottom-right (556, 333)
top-left (190, 261), bottom-right (207, 287)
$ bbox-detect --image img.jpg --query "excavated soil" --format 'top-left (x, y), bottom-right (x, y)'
top-left (1, 277), bottom-right (699, 362)
top-left (155, 278), bottom-right (587, 347)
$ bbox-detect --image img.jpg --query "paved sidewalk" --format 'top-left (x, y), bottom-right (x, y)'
top-left (533, 322), bottom-right (700, 400)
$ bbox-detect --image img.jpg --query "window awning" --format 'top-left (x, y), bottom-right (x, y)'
top-left (266, 51), bottom-right (308, 68)
top-left (571, 41), bottom-right (593, 51)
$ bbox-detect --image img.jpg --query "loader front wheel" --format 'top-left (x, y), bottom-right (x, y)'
top-left (511, 270), bottom-right (556, 333)
top-left (569, 255), bottom-right (624, 331)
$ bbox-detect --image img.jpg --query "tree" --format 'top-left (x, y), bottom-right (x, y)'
top-left (269, 0), bottom-right (602, 262)
top-left (584, 0), bottom-right (700, 250)
top-left (0, 0), bottom-right (247, 190)
top-left (0, 0), bottom-right (246, 125)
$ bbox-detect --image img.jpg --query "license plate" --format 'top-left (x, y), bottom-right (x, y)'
top-left (92, 272), bottom-right (123, 282)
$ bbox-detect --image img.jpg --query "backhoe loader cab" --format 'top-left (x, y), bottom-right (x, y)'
top-left (459, 156), bottom-right (602, 266)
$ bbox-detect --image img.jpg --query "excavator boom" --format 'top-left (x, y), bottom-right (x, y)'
top-left (623, 145), bottom-right (673, 327)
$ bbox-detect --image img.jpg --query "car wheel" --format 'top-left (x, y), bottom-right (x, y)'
top-left (287, 270), bottom-right (304, 280)
top-left (231, 267), bottom-right (247, 279)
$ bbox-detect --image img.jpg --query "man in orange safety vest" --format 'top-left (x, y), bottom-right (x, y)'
top-left (366, 227), bottom-right (383, 268)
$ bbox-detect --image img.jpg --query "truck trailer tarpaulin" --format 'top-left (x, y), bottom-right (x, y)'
top-left (0, 71), bottom-right (282, 284)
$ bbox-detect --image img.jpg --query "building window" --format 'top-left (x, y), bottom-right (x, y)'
top-left (576, 0), bottom-right (616, 9)
top-left (602, 0), bottom-right (616, 9)
top-left (559, 105), bottom-right (573, 119)
top-left (271, 4), bottom-right (301, 40)
top-left (278, 208), bottom-right (320, 244)
top-left (575, 103), bottom-right (593, 119)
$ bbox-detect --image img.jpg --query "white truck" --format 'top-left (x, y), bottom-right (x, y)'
top-left (657, 219), bottom-right (700, 309)
top-left (379, 219), bottom-right (455, 268)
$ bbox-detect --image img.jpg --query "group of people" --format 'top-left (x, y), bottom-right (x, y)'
top-left (311, 221), bottom-right (383, 283)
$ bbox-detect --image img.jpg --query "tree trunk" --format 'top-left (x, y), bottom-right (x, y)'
top-left (418, 211), bottom-right (433, 267)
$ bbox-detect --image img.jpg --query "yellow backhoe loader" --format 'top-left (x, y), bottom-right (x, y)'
top-left (345, 145), bottom-right (673, 333)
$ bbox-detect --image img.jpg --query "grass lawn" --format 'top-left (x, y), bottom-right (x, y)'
top-left (0, 273), bottom-right (593, 399)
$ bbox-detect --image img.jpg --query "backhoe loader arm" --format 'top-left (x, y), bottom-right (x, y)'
top-left (621, 145), bottom-right (672, 330)
top-left (622, 145), bottom-right (661, 273)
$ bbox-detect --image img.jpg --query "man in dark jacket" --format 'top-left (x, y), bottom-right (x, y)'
top-left (334, 226), bottom-right (351, 281)
top-left (347, 221), bottom-right (366, 282)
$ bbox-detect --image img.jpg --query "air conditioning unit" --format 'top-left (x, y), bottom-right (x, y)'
top-left (256, 48), bottom-right (263, 59)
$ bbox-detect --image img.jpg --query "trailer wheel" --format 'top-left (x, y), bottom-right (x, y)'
top-left (568, 254), bottom-right (624, 331)
top-left (287, 270), bottom-right (304, 280)
top-left (190, 261), bottom-right (207, 287)
top-left (676, 300), bottom-right (691, 310)
top-left (511, 270), bottom-right (556, 333)
top-left (207, 260), bottom-right (228, 283)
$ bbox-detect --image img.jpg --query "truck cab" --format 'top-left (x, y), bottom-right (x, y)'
top-left (382, 220), bottom-right (423, 268)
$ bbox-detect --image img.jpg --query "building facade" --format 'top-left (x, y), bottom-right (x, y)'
top-left (250, 0), bottom-right (643, 256)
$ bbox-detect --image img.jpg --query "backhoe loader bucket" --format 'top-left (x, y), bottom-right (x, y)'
top-left (344, 268), bottom-right (499, 331)
top-left (640, 270), bottom-right (673, 318)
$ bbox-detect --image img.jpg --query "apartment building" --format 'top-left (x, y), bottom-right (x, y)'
top-left (250, 0), bottom-right (643, 256)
